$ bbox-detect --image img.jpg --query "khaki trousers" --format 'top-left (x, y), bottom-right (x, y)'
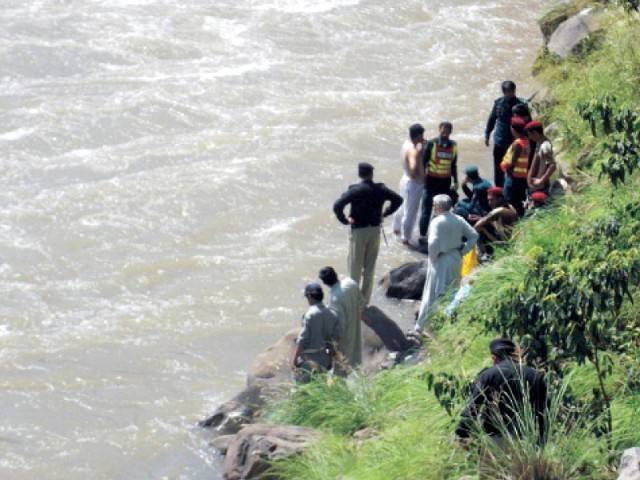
top-left (348, 226), bottom-right (380, 304)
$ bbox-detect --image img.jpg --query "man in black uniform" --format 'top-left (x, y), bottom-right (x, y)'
top-left (485, 81), bottom-right (527, 187)
top-left (455, 338), bottom-right (547, 442)
top-left (333, 163), bottom-right (403, 304)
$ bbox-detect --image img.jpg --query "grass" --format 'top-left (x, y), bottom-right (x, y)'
top-left (265, 3), bottom-right (640, 479)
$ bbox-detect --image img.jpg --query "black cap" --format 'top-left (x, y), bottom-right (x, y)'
top-left (358, 162), bottom-right (374, 177)
top-left (490, 338), bottom-right (516, 359)
top-left (304, 282), bottom-right (323, 297)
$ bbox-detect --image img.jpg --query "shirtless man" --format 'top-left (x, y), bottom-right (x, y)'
top-left (473, 187), bottom-right (518, 257)
top-left (393, 124), bottom-right (425, 245)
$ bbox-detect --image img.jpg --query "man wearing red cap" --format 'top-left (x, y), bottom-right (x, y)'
top-left (501, 118), bottom-right (530, 216)
top-left (525, 120), bottom-right (556, 194)
top-left (474, 186), bottom-right (518, 257)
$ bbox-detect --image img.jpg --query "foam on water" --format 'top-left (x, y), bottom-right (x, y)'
top-left (0, 0), bottom-right (546, 478)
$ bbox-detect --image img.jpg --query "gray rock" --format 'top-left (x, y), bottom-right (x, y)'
top-left (618, 447), bottom-right (640, 480)
top-left (199, 386), bottom-right (262, 435)
top-left (223, 424), bottom-right (320, 480)
top-left (211, 435), bottom-right (235, 455)
top-left (538, 0), bottom-right (574, 43)
top-left (200, 330), bottom-right (297, 436)
top-left (548, 8), bottom-right (600, 59)
top-left (382, 261), bottom-right (426, 300)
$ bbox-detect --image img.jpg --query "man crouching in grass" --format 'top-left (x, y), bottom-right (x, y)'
top-left (455, 338), bottom-right (547, 479)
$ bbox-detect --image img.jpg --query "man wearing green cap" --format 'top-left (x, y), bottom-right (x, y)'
top-left (455, 165), bottom-right (492, 221)
top-left (291, 282), bottom-right (341, 383)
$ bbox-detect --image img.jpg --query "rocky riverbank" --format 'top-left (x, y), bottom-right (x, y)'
top-left (201, 2), bottom-right (640, 479)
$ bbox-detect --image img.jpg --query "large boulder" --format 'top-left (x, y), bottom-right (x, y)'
top-left (200, 329), bottom-right (297, 436)
top-left (223, 424), bottom-right (320, 480)
top-left (538, 0), bottom-right (575, 44)
top-left (548, 8), bottom-right (600, 59)
top-left (618, 447), bottom-right (640, 480)
top-left (382, 261), bottom-right (426, 300)
top-left (247, 328), bottom-right (298, 389)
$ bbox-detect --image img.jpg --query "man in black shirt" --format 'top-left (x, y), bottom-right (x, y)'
top-left (485, 81), bottom-right (527, 187)
top-left (455, 338), bottom-right (547, 442)
top-left (333, 163), bottom-right (403, 304)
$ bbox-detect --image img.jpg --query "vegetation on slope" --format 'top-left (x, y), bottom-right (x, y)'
top-left (267, 4), bottom-right (640, 479)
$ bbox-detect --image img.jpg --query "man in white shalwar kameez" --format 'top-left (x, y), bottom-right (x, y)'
top-left (416, 194), bottom-right (478, 332)
top-left (319, 266), bottom-right (364, 371)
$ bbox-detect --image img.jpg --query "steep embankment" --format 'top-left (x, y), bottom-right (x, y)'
top-left (264, 2), bottom-right (640, 479)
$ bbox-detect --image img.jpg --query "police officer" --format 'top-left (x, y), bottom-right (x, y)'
top-left (291, 282), bottom-right (341, 383)
top-left (485, 81), bottom-right (527, 187)
top-left (333, 163), bottom-right (403, 304)
top-left (455, 338), bottom-right (547, 443)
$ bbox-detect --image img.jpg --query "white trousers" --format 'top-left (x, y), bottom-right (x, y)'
top-left (392, 176), bottom-right (424, 242)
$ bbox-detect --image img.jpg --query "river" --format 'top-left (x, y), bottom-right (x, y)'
top-left (0, 0), bottom-right (545, 478)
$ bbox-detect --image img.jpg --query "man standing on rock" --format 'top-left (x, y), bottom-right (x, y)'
top-left (485, 80), bottom-right (527, 187)
top-left (319, 266), bottom-right (364, 373)
top-left (333, 163), bottom-right (403, 304)
top-left (419, 121), bottom-right (459, 245)
top-left (393, 123), bottom-right (425, 245)
top-left (416, 194), bottom-right (478, 332)
top-left (291, 282), bottom-right (340, 383)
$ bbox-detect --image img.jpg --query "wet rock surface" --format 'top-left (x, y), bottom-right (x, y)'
top-left (223, 424), bottom-right (320, 480)
top-left (382, 261), bottom-right (426, 300)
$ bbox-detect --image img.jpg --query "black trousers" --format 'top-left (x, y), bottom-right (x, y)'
top-left (419, 179), bottom-right (452, 237)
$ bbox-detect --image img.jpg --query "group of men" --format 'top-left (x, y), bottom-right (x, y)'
top-left (393, 80), bottom-right (556, 251)
top-left (288, 80), bottom-right (551, 462)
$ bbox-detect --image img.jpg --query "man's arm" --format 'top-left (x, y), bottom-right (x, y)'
top-left (460, 218), bottom-right (479, 256)
top-left (333, 189), bottom-right (353, 225)
top-left (461, 179), bottom-right (473, 200)
top-left (451, 148), bottom-right (459, 189)
top-left (485, 102), bottom-right (497, 146)
top-left (292, 315), bottom-right (310, 368)
top-left (474, 208), bottom-right (503, 231)
top-left (382, 187), bottom-right (403, 217)
top-left (422, 140), bottom-right (433, 174)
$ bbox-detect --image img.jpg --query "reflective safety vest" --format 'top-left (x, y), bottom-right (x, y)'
top-left (501, 137), bottom-right (530, 178)
top-left (427, 139), bottom-right (457, 179)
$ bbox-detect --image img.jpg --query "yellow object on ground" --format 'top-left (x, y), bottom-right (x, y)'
top-left (461, 247), bottom-right (478, 278)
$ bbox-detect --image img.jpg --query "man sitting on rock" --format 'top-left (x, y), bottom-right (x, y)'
top-left (455, 165), bottom-right (492, 222)
top-left (474, 187), bottom-right (518, 258)
top-left (291, 283), bottom-right (340, 383)
top-left (319, 266), bottom-right (365, 374)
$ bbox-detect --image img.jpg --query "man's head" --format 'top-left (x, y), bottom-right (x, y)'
top-left (490, 337), bottom-right (517, 363)
top-left (358, 162), bottom-right (374, 180)
top-left (511, 117), bottom-right (526, 138)
top-left (304, 282), bottom-right (324, 305)
top-left (318, 267), bottom-right (339, 287)
top-left (501, 80), bottom-right (517, 100)
top-left (525, 120), bottom-right (544, 143)
top-left (432, 194), bottom-right (453, 216)
top-left (487, 186), bottom-right (504, 209)
top-left (409, 123), bottom-right (425, 144)
top-left (512, 103), bottom-right (531, 122)
top-left (439, 121), bottom-right (453, 140)
top-left (464, 165), bottom-right (480, 181)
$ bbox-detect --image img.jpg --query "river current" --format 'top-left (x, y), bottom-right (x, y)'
top-left (0, 0), bottom-right (544, 478)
